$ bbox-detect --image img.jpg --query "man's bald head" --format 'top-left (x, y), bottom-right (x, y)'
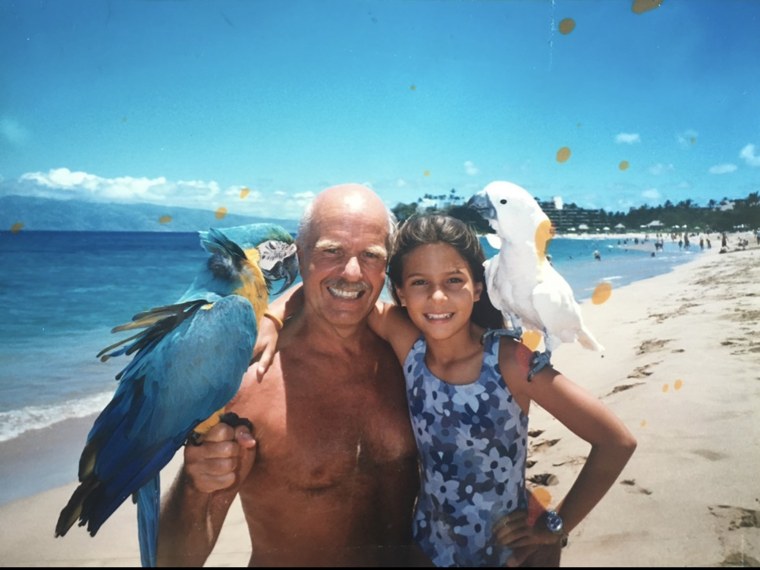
top-left (297, 184), bottom-right (396, 251)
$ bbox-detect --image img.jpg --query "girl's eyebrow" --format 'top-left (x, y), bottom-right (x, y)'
top-left (405, 267), bottom-right (467, 278)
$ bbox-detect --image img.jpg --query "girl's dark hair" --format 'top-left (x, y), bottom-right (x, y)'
top-left (386, 214), bottom-right (504, 330)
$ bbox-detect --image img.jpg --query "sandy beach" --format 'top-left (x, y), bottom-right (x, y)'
top-left (0, 233), bottom-right (757, 567)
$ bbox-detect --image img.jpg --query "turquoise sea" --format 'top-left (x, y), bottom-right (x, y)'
top-left (0, 228), bottom-right (703, 505)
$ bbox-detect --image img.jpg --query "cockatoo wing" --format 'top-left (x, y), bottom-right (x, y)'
top-left (532, 266), bottom-right (604, 352)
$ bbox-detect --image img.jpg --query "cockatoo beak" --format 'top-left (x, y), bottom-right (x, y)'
top-left (466, 192), bottom-right (496, 222)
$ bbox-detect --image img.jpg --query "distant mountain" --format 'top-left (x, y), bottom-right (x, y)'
top-left (0, 195), bottom-right (298, 233)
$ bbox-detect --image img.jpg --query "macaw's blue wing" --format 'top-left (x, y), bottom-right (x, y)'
top-left (54, 294), bottom-right (257, 567)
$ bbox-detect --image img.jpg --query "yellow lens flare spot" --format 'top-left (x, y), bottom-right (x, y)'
top-left (674, 379), bottom-right (683, 391)
top-left (159, 215), bottom-right (172, 225)
top-left (619, 160), bottom-right (630, 171)
top-left (535, 219), bottom-right (554, 260)
top-left (215, 206), bottom-right (228, 220)
top-left (410, 84), bottom-right (417, 91)
top-left (527, 486), bottom-right (552, 526)
top-left (240, 187), bottom-right (250, 199)
top-left (10, 222), bottom-right (24, 233)
top-left (556, 146), bottom-right (571, 163)
top-left (591, 281), bottom-right (612, 305)
top-left (423, 170), bottom-right (431, 177)
top-left (662, 383), bottom-right (669, 393)
top-left (632, 0), bottom-right (663, 15)
top-left (531, 486), bottom-right (553, 509)
top-left (640, 419), bottom-right (647, 428)
top-left (558, 18), bottom-right (575, 35)
top-left (521, 330), bottom-right (543, 352)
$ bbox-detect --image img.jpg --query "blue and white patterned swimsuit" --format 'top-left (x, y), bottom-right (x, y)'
top-left (403, 330), bottom-right (529, 567)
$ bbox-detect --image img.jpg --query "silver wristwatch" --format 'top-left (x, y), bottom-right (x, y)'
top-left (544, 510), bottom-right (569, 547)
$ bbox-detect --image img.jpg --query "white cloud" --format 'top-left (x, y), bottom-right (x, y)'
top-left (11, 168), bottom-right (310, 219)
top-left (0, 116), bottom-right (31, 146)
top-left (648, 163), bottom-right (674, 175)
top-left (19, 168), bottom-right (210, 204)
top-left (708, 163), bottom-right (737, 174)
top-left (464, 160), bottom-right (479, 176)
top-left (615, 133), bottom-right (640, 144)
top-left (642, 188), bottom-right (661, 201)
top-left (739, 143), bottom-right (760, 167)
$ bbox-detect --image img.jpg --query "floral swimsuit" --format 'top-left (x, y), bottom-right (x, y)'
top-left (403, 330), bottom-right (529, 567)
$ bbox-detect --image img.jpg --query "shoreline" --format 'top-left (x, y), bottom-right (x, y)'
top-left (530, 234), bottom-right (759, 567)
top-left (0, 232), bottom-right (757, 566)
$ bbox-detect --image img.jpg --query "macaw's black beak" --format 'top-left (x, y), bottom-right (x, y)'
top-left (466, 192), bottom-right (497, 222)
top-left (257, 240), bottom-right (299, 295)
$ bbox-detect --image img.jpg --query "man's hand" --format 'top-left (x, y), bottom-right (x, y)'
top-left (184, 421), bottom-right (256, 494)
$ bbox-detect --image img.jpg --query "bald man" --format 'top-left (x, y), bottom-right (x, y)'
top-left (157, 185), bottom-right (428, 566)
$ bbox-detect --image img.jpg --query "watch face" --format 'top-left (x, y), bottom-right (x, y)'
top-left (546, 511), bottom-right (564, 534)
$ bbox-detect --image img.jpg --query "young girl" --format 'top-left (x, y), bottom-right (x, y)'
top-left (258, 213), bottom-right (637, 567)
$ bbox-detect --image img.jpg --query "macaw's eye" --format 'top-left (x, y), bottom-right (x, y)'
top-left (500, 199), bottom-right (507, 204)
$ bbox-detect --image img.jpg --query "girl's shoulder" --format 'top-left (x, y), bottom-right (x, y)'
top-left (496, 334), bottom-right (533, 382)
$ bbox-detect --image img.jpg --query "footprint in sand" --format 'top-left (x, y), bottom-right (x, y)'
top-left (708, 504), bottom-right (760, 566)
top-left (531, 438), bottom-right (560, 452)
top-left (607, 382), bottom-right (644, 396)
top-left (528, 473), bottom-right (559, 486)
top-left (708, 504), bottom-right (760, 531)
top-left (627, 364), bottom-right (656, 379)
top-left (637, 339), bottom-right (671, 355)
top-left (620, 479), bottom-right (653, 495)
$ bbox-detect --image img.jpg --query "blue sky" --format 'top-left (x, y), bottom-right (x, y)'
top-left (1, 0), bottom-right (759, 222)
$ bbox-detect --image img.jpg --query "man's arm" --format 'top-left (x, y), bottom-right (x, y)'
top-left (157, 423), bottom-right (256, 567)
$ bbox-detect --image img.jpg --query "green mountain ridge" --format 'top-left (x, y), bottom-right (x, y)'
top-left (0, 195), bottom-right (298, 233)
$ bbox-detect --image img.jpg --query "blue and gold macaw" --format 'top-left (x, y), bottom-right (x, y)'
top-left (54, 223), bottom-right (298, 567)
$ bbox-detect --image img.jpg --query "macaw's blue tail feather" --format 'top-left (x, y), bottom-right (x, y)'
top-left (136, 477), bottom-right (160, 567)
top-left (97, 301), bottom-right (206, 367)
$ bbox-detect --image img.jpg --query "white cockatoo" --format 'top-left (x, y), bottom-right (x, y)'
top-left (467, 180), bottom-right (603, 377)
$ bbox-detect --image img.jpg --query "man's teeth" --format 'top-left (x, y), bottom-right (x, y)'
top-left (328, 287), bottom-right (362, 299)
top-left (426, 313), bottom-right (452, 320)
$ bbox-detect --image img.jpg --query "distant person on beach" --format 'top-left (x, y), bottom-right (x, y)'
top-left (262, 214), bottom-right (637, 567)
top-left (157, 184), bottom-right (427, 566)
top-left (593, 249), bottom-right (601, 261)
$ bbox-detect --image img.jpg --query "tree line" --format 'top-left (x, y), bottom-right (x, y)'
top-left (391, 189), bottom-right (760, 234)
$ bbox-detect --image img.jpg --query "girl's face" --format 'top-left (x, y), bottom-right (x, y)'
top-left (395, 242), bottom-right (483, 341)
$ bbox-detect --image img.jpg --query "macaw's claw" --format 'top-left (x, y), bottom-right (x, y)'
top-left (528, 350), bottom-right (552, 381)
top-left (219, 412), bottom-right (254, 432)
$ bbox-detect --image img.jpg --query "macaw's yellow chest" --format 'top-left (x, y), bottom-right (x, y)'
top-left (237, 247), bottom-right (270, 317)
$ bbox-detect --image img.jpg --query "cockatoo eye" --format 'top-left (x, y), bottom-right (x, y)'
top-left (500, 199), bottom-right (507, 204)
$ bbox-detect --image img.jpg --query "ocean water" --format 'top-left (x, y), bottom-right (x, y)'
top-left (0, 229), bottom-right (702, 504)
